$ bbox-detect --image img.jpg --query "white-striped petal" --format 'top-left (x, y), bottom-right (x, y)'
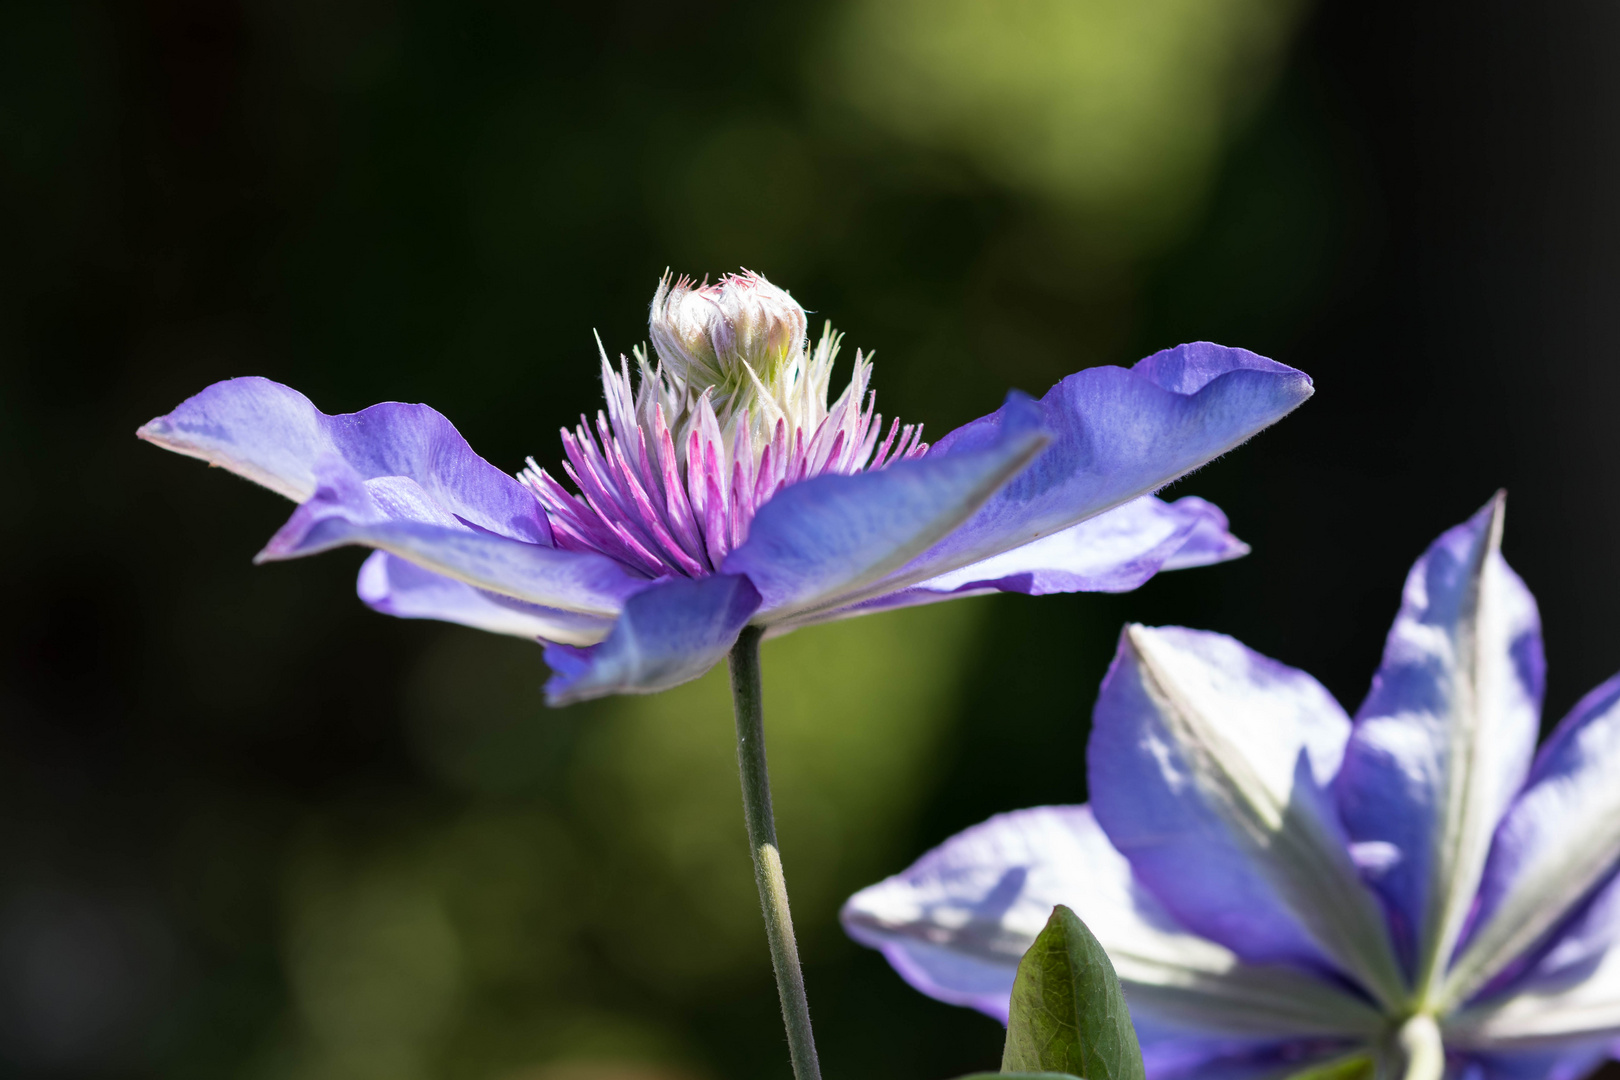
top-left (1444, 673), bottom-right (1620, 1008)
top-left (842, 804), bottom-right (1381, 1037)
top-left (1090, 625), bottom-right (1407, 1009)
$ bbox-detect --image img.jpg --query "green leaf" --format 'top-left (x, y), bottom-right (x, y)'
top-left (952, 1074), bottom-right (1083, 1079)
top-left (1000, 904), bottom-right (1144, 1080)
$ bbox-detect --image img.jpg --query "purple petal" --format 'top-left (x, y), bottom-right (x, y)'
top-left (1447, 926), bottom-right (1620, 1054)
top-left (722, 392), bottom-right (1050, 623)
top-left (1333, 493), bottom-right (1543, 986)
top-left (1158, 500), bottom-right (1254, 571)
top-left (138, 377), bottom-right (642, 617)
top-left (1446, 671), bottom-right (1620, 1007)
top-left (1451, 1048), bottom-right (1615, 1080)
top-left (841, 805), bottom-right (1380, 1038)
top-left (762, 496), bottom-right (1246, 634)
top-left (883, 343), bottom-right (1311, 588)
top-left (137, 376), bottom-right (550, 544)
top-left (907, 495), bottom-right (1247, 597)
top-left (1510, 868), bottom-right (1620, 998)
top-left (356, 552), bottom-right (615, 646)
top-left (259, 467), bottom-right (649, 616)
top-left (1135, 1037), bottom-right (1362, 1080)
top-left (1089, 625), bottom-right (1407, 1008)
top-left (543, 574), bottom-right (761, 705)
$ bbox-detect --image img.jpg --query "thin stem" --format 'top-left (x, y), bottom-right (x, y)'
top-left (1375, 1015), bottom-right (1443, 1080)
top-left (728, 625), bottom-right (822, 1080)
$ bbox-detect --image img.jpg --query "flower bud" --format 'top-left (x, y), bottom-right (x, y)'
top-left (649, 271), bottom-right (808, 395)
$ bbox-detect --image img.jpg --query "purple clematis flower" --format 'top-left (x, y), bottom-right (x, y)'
top-left (138, 271), bottom-right (1311, 705)
top-left (844, 494), bottom-right (1620, 1080)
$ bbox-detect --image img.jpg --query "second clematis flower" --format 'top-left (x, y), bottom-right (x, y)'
top-left (844, 494), bottom-right (1620, 1080)
top-left (138, 271), bottom-right (1312, 705)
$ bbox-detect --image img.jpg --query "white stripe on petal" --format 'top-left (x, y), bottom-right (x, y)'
top-left (1447, 944), bottom-right (1620, 1050)
top-left (1444, 675), bottom-right (1620, 1008)
top-left (842, 805), bottom-right (1381, 1037)
top-left (357, 551), bottom-right (614, 646)
top-left (1333, 494), bottom-right (1542, 1007)
top-left (1105, 626), bottom-right (1407, 1009)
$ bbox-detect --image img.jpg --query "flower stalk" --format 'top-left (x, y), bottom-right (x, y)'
top-left (1391, 1014), bottom-right (1444, 1080)
top-left (727, 625), bottom-right (822, 1080)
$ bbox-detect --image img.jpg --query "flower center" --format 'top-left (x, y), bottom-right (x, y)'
top-left (521, 315), bottom-right (926, 579)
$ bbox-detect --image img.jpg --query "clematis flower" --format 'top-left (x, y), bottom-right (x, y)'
top-left (844, 494), bottom-right (1620, 1080)
top-left (137, 270), bottom-right (1311, 705)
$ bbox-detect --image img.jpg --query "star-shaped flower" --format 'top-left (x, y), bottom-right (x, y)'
top-left (138, 271), bottom-right (1310, 704)
top-left (845, 495), bottom-right (1620, 1080)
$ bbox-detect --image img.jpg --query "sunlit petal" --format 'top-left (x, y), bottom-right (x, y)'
top-left (356, 552), bottom-right (615, 647)
top-left (1445, 672), bottom-right (1620, 1006)
top-left (912, 494), bottom-right (1248, 595)
top-left (842, 805), bottom-right (1381, 1037)
top-left (1447, 941), bottom-right (1620, 1051)
top-left (763, 495), bottom-right (1246, 633)
top-left (1333, 493), bottom-right (1542, 997)
top-left (258, 467), bottom-right (649, 616)
top-left (137, 375), bottom-right (551, 543)
top-left (1090, 625), bottom-right (1406, 1008)
top-left (543, 574), bottom-right (761, 704)
top-left (724, 392), bottom-right (1050, 622)
top-left (882, 342), bottom-right (1311, 589)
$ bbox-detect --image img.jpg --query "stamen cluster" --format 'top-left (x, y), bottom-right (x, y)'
top-left (522, 272), bottom-right (927, 578)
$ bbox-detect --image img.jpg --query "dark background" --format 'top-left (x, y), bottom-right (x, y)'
top-left (4, 1), bottom-right (1619, 1078)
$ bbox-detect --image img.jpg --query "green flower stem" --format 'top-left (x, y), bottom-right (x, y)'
top-left (728, 625), bottom-right (822, 1080)
top-left (1376, 1015), bottom-right (1443, 1080)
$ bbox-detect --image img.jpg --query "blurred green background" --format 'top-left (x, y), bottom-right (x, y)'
top-left (6, 1), bottom-right (1620, 1078)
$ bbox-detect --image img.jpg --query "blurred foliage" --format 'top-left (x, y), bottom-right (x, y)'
top-left (30, 0), bottom-right (1606, 1079)
top-left (824, 0), bottom-right (1308, 250)
top-left (250, 605), bottom-right (981, 1080)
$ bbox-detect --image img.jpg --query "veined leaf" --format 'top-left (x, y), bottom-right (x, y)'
top-left (1001, 904), bottom-right (1144, 1080)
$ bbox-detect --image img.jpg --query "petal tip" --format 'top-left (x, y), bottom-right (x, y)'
top-left (1458, 488), bottom-right (1509, 561)
top-left (542, 643), bottom-right (595, 707)
top-left (135, 417), bottom-right (179, 447)
top-left (1485, 486), bottom-right (1508, 527)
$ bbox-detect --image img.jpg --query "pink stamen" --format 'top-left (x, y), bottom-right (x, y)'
top-left (521, 352), bottom-right (922, 579)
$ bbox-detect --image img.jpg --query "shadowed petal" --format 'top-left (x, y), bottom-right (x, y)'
top-left (762, 496), bottom-right (1246, 635)
top-left (1447, 936), bottom-right (1620, 1052)
top-left (543, 574), bottom-right (761, 705)
top-left (1090, 625), bottom-right (1407, 1008)
top-left (1333, 494), bottom-right (1543, 993)
top-left (1451, 1047), bottom-right (1615, 1080)
top-left (841, 805), bottom-right (1382, 1038)
top-left (1445, 671), bottom-right (1620, 1008)
top-left (1157, 502), bottom-right (1254, 571)
top-left (912, 495), bottom-right (1247, 596)
top-left (723, 392), bottom-right (1050, 623)
top-left (357, 552), bottom-right (615, 646)
top-left (1133, 1036), bottom-right (1363, 1080)
top-left (882, 343), bottom-right (1310, 589)
top-left (1451, 844), bottom-right (1620, 1029)
top-left (137, 376), bottom-right (551, 543)
top-left (258, 468), bottom-right (649, 616)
